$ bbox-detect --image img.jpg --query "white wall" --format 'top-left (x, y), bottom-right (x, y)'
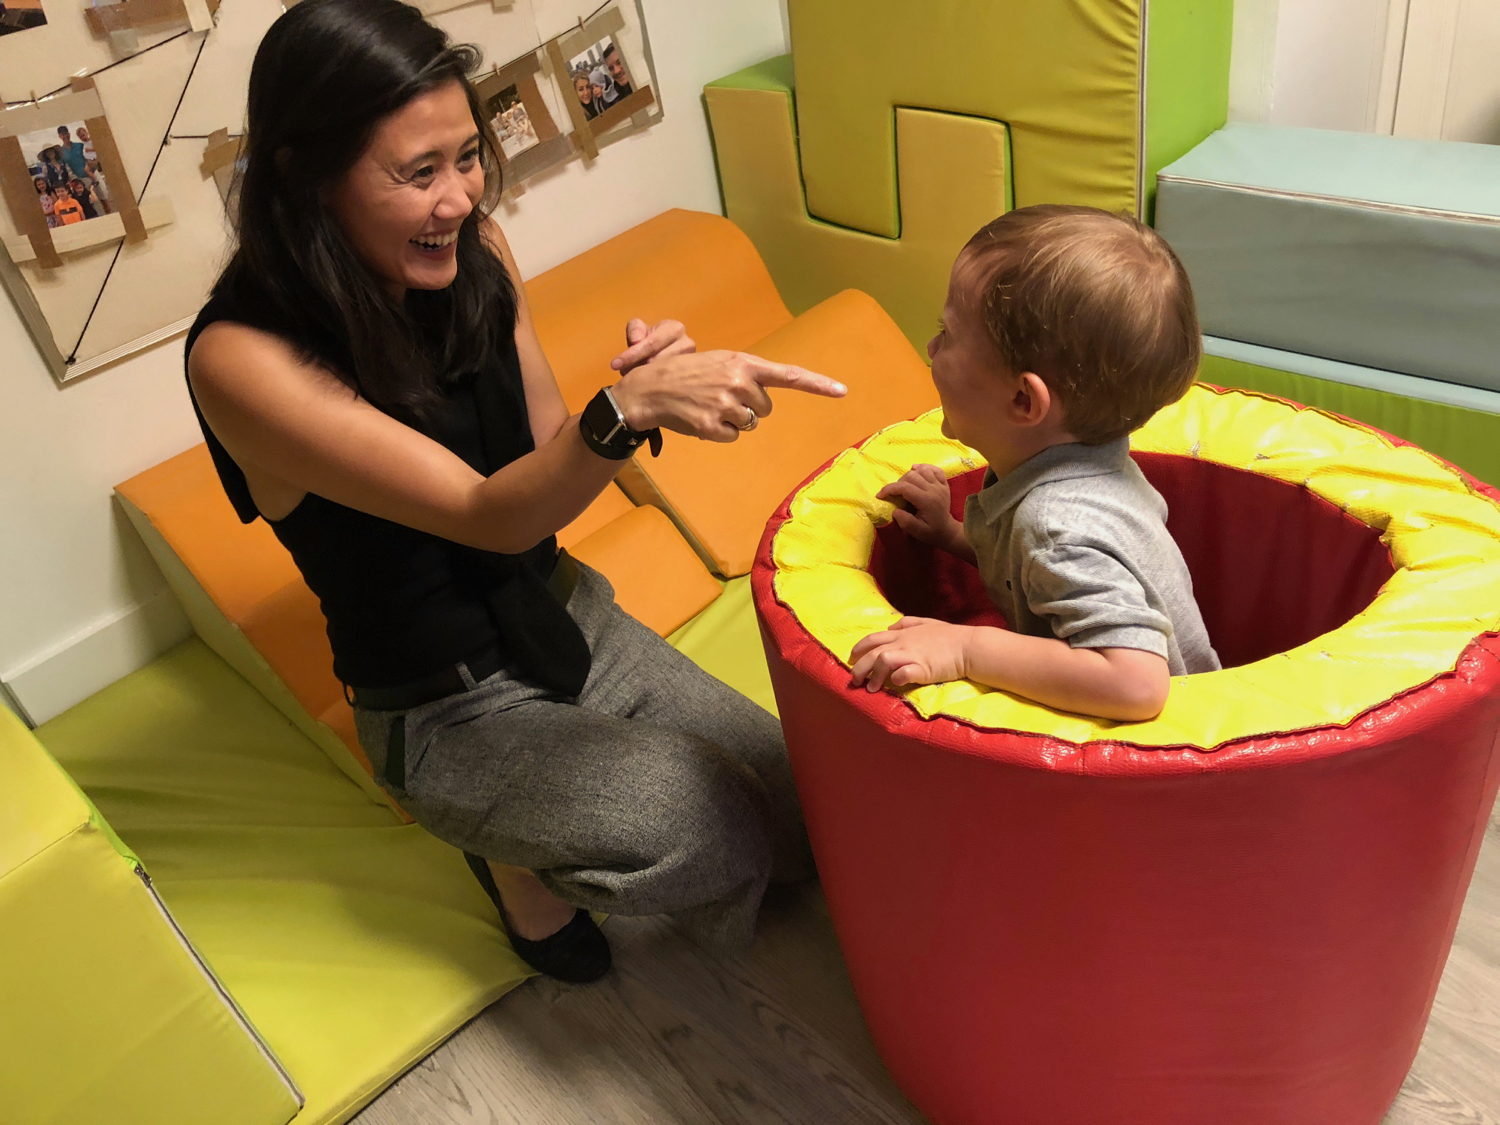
top-left (1230, 0), bottom-right (1396, 132)
top-left (0, 0), bottom-right (789, 726)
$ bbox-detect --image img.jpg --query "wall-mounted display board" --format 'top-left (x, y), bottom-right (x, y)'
top-left (0, 0), bottom-right (660, 384)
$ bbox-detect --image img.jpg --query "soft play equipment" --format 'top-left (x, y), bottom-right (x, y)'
top-left (4, 208), bottom-right (934, 1125)
top-left (704, 0), bottom-right (1233, 350)
top-left (754, 386), bottom-right (1500, 1125)
top-left (1158, 123), bottom-right (1500, 486)
top-left (526, 208), bottom-right (939, 576)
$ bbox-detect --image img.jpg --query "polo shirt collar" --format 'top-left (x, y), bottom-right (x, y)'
top-left (972, 436), bottom-right (1132, 524)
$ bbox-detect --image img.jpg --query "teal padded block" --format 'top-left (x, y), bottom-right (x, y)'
top-left (1156, 124), bottom-right (1500, 394)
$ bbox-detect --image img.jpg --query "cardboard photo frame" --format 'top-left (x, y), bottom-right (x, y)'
top-left (474, 52), bottom-right (573, 188)
top-left (83, 0), bottom-right (220, 38)
top-left (0, 82), bottom-right (148, 270)
top-left (547, 3), bottom-right (656, 160)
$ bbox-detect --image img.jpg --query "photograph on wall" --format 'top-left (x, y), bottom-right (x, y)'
top-left (19, 121), bottom-right (117, 229)
top-left (473, 52), bottom-right (572, 187)
top-left (547, 1), bottom-right (658, 153)
top-left (566, 34), bottom-right (636, 121)
top-left (0, 0), bottom-right (48, 36)
top-left (485, 83), bottom-right (540, 160)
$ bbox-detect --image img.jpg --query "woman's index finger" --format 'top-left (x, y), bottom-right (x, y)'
top-left (743, 356), bottom-right (847, 398)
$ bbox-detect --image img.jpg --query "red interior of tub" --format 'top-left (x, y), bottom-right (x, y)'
top-left (866, 454), bottom-right (1396, 670)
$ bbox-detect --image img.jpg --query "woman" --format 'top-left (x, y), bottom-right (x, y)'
top-left (187, 0), bottom-right (842, 983)
top-left (40, 147), bottom-right (68, 190)
top-left (572, 70), bottom-right (599, 120)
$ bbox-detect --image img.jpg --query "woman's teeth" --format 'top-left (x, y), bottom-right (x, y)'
top-left (411, 230), bottom-right (459, 250)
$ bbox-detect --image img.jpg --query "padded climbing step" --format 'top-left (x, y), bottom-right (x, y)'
top-left (1156, 123), bottom-right (1500, 393)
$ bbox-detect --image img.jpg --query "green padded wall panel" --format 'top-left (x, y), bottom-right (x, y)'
top-left (706, 0), bottom-right (1231, 351)
top-left (708, 58), bottom-right (1010, 356)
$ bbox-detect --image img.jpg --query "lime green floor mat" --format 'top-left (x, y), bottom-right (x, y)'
top-left (35, 575), bottom-right (775, 1124)
top-left (36, 641), bottom-right (533, 1125)
top-left (669, 576), bottom-right (778, 716)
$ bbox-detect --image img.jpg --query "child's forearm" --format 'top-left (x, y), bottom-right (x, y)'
top-left (961, 627), bottom-right (1169, 721)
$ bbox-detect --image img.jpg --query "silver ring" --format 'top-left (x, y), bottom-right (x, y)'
top-left (736, 406), bottom-right (759, 432)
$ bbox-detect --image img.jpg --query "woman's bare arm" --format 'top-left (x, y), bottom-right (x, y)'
top-left (189, 320), bottom-right (844, 556)
top-left (481, 220), bottom-right (571, 447)
top-left (189, 321), bottom-right (622, 554)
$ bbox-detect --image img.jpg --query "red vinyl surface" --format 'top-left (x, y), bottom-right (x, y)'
top-left (756, 447), bottom-right (1500, 1125)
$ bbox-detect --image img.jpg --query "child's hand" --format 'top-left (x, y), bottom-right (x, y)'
top-left (878, 465), bottom-right (967, 557)
top-left (850, 617), bottom-right (971, 692)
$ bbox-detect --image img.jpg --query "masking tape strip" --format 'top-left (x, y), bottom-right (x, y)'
top-left (71, 76), bottom-right (146, 244)
top-left (199, 128), bottom-right (243, 178)
top-left (586, 83), bottom-right (655, 138)
top-left (0, 91), bottom-right (106, 139)
top-left (183, 0), bottom-right (213, 32)
top-left (553, 4), bottom-right (626, 61)
top-left (545, 38), bottom-right (596, 160)
top-left (0, 133), bottom-right (62, 269)
top-left (84, 0), bottom-right (191, 35)
top-left (2, 195), bottom-right (175, 261)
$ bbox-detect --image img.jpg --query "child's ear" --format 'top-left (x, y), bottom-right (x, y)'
top-left (1009, 372), bottom-right (1053, 427)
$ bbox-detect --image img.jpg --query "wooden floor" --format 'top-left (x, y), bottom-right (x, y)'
top-left (355, 819), bottom-right (1500, 1125)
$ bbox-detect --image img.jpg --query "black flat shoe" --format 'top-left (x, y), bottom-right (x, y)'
top-left (463, 852), bottom-right (611, 983)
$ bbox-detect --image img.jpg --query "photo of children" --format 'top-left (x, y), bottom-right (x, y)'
top-left (485, 84), bottom-right (540, 160)
top-left (21, 121), bottom-right (115, 229)
top-left (567, 35), bottom-right (635, 121)
top-left (0, 0), bottom-right (48, 37)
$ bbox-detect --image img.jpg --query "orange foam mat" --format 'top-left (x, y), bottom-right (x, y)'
top-left (568, 504), bottom-right (724, 637)
top-left (628, 288), bottom-right (940, 577)
top-left (527, 208), bottom-right (794, 409)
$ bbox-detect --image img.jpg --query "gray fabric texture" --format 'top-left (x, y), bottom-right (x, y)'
top-left (962, 438), bottom-right (1221, 677)
top-left (354, 561), bottom-right (814, 951)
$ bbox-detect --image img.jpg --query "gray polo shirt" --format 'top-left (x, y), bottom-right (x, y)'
top-left (962, 438), bottom-right (1221, 676)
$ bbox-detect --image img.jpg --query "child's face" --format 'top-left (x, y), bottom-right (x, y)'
top-left (928, 251), bottom-right (1069, 471)
top-left (928, 255), bottom-right (1016, 456)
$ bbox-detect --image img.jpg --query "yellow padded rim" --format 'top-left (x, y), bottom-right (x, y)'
top-left (771, 384), bottom-right (1500, 749)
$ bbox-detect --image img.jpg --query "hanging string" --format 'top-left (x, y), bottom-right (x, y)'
top-left (65, 33), bottom-right (208, 364)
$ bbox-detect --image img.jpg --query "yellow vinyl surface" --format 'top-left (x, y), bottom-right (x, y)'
top-left (771, 385), bottom-right (1500, 748)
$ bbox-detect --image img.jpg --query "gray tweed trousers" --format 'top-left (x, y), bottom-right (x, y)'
top-left (353, 561), bottom-right (814, 950)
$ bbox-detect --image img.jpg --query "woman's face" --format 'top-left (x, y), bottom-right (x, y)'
top-left (327, 79), bottom-right (485, 298)
top-left (574, 75), bottom-right (593, 105)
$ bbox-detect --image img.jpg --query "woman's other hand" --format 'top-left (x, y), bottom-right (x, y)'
top-left (610, 318), bottom-right (696, 375)
top-left (877, 465), bottom-right (973, 560)
top-left (611, 350), bottom-right (847, 443)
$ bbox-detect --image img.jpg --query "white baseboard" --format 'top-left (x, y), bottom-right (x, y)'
top-left (1, 590), bottom-right (192, 727)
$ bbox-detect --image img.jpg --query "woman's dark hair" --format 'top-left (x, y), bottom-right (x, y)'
top-left (215, 0), bottom-right (514, 417)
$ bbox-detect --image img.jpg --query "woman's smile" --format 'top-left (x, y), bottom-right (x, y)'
top-left (410, 228), bottom-right (461, 256)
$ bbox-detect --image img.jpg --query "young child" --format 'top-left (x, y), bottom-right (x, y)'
top-left (850, 205), bottom-right (1220, 721)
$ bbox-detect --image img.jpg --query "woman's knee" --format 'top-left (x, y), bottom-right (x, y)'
top-left (626, 737), bottom-right (776, 893)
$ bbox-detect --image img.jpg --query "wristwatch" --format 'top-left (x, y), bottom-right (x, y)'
top-left (580, 386), bottom-right (662, 460)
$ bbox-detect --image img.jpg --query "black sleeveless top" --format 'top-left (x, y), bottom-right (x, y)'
top-left (184, 292), bottom-right (590, 695)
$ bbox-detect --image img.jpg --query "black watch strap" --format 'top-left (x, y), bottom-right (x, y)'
top-left (579, 387), bottom-right (662, 460)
